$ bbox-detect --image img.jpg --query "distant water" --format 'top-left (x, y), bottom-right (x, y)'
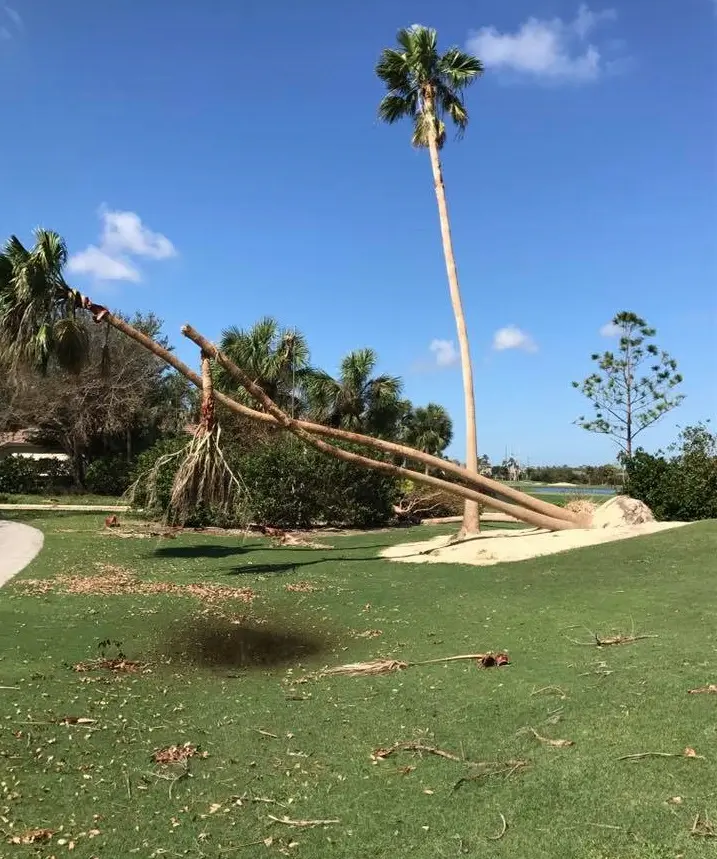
top-left (531, 486), bottom-right (618, 496)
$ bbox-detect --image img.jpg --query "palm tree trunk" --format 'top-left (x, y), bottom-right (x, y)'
top-left (65, 287), bottom-right (579, 526)
top-left (183, 324), bottom-right (582, 532)
top-left (424, 100), bottom-right (480, 536)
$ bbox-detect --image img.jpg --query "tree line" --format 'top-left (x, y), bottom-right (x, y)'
top-left (0, 306), bottom-right (454, 492)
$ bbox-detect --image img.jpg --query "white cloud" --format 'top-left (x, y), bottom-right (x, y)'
top-left (67, 247), bottom-right (140, 282)
top-left (599, 321), bottom-right (624, 337)
top-left (68, 208), bottom-right (176, 283)
top-left (100, 209), bottom-right (175, 260)
top-left (492, 326), bottom-right (538, 352)
top-left (467, 4), bottom-right (620, 84)
top-left (429, 339), bottom-right (459, 367)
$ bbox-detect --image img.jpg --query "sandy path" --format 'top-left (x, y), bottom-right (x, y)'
top-left (0, 520), bottom-right (44, 587)
top-left (381, 521), bottom-right (690, 567)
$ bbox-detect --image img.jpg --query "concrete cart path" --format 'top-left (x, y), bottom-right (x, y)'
top-left (0, 504), bottom-right (128, 512)
top-left (0, 520), bottom-right (44, 587)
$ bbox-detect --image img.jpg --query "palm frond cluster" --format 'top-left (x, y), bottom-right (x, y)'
top-left (0, 230), bottom-right (89, 373)
top-left (376, 25), bottom-right (483, 149)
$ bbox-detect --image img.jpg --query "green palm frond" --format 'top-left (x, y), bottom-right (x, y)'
top-left (376, 25), bottom-right (482, 148)
top-left (0, 229), bottom-right (88, 373)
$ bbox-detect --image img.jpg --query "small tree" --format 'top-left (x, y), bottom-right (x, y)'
top-left (573, 312), bottom-right (684, 458)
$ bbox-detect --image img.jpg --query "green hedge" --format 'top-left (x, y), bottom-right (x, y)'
top-left (85, 455), bottom-right (133, 496)
top-left (625, 423), bottom-right (717, 521)
top-left (130, 435), bottom-right (399, 529)
top-left (0, 456), bottom-right (73, 494)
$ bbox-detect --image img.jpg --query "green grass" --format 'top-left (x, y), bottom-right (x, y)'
top-left (1, 513), bottom-right (716, 858)
top-left (0, 493), bottom-right (124, 506)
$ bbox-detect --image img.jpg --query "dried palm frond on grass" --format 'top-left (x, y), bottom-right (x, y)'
top-left (127, 353), bottom-right (250, 526)
top-left (321, 651), bottom-right (509, 677)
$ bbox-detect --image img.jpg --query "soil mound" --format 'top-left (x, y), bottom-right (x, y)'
top-left (591, 495), bottom-right (655, 528)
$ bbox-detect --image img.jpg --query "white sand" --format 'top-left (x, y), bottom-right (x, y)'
top-left (381, 522), bottom-right (689, 567)
top-left (381, 497), bottom-right (690, 567)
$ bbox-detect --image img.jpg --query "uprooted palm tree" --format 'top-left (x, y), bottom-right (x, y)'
top-left (376, 25), bottom-right (483, 535)
top-left (303, 348), bottom-right (403, 437)
top-left (0, 228), bottom-right (583, 532)
top-left (218, 317), bottom-right (309, 415)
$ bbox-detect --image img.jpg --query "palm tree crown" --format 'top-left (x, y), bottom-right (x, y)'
top-left (304, 348), bottom-right (402, 436)
top-left (376, 25), bottom-right (483, 148)
top-left (0, 229), bottom-right (89, 373)
top-left (403, 403), bottom-right (453, 457)
top-left (218, 317), bottom-right (309, 413)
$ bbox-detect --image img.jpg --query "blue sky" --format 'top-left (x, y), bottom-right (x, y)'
top-left (1, 0), bottom-right (715, 465)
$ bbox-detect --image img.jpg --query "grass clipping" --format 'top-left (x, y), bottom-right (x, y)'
top-left (127, 354), bottom-right (249, 526)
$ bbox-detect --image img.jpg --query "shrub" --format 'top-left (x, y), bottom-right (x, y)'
top-left (624, 423), bottom-right (717, 521)
top-left (0, 456), bottom-right (73, 494)
top-left (130, 435), bottom-right (399, 529)
top-left (240, 437), bottom-right (399, 529)
top-left (85, 455), bottom-right (133, 496)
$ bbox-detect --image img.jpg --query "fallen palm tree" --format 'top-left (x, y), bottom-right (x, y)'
top-left (0, 230), bottom-right (582, 532)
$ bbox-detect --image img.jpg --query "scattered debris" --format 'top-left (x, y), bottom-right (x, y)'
top-left (8, 829), bottom-right (55, 845)
top-left (324, 659), bottom-right (408, 677)
top-left (73, 657), bottom-right (145, 673)
top-left (58, 716), bottom-right (97, 725)
top-left (18, 563), bottom-right (254, 605)
top-left (688, 684), bottom-right (717, 694)
top-left (531, 685), bottom-right (568, 699)
top-left (371, 741), bottom-right (528, 790)
top-left (322, 651), bottom-right (509, 677)
top-left (285, 582), bottom-right (319, 593)
top-left (567, 630), bottom-right (657, 647)
top-left (268, 815), bottom-right (339, 829)
top-left (372, 742), bottom-right (464, 764)
top-left (487, 813), bottom-right (508, 841)
top-left (524, 727), bottom-right (574, 748)
top-left (453, 760), bottom-right (529, 790)
top-left (355, 629), bottom-right (383, 639)
top-left (691, 812), bottom-right (717, 838)
top-left (152, 742), bottom-right (207, 764)
top-left (619, 747), bottom-right (704, 761)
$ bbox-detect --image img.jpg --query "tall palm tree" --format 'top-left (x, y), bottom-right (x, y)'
top-left (404, 403), bottom-right (453, 470)
top-left (0, 230), bottom-right (90, 373)
top-left (304, 348), bottom-right (403, 436)
top-left (376, 25), bottom-right (483, 534)
top-left (218, 317), bottom-right (309, 415)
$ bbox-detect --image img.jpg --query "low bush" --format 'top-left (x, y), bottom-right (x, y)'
top-left (625, 423), bottom-right (717, 521)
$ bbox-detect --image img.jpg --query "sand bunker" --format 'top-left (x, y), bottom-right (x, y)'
top-left (382, 496), bottom-right (688, 567)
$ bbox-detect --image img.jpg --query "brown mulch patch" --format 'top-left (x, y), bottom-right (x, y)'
top-left (73, 657), bottom-right (146, 674)
top-left (285, 581), bottom-right (320, 593)
top-left (152, 742), bottom-right (207, 764)
top-left (17, 563), bottom-right (255, 605)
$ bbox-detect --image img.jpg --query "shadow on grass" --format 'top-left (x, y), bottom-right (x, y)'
top-left (154, 542), bottom-right (389, 559)
top-left (226, 555), bottom-right (377, 576)
top-left (161, 613), bottom-right (338, 669)
top-left (154, 544), bottom-right (260, 559)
